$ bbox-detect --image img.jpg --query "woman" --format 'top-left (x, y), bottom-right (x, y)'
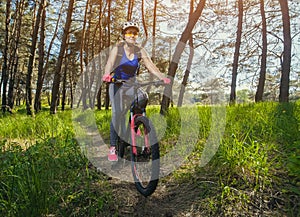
top-left (102, 21), bottom-right (170, 161)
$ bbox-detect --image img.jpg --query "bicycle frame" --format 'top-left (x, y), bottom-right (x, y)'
top-left (130, 113), bottom-right (150, 156)
top-left (111, 78), bottom-right (165, 148)
top-left (110, 78), bottom-right (166, 197)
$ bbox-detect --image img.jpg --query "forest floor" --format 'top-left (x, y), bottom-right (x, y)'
top-left (108, 175), bottom-right (205, 217)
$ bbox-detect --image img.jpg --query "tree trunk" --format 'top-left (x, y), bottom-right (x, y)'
top-left (50, 0), bottom-right (75, 114)
top-left (79, 0), bottom-right (90, 110)
top-left (229, 0), bottom-right (243, 104)
top-left (8, 0), bottom-right (25, 110)
top-left (146, 0), bottom-right (158, 93)
top-left (69, 67), bottom-right (74, 109)
top-left (35, 0), bottom-right (46, 113)
top-left (96, 0), bottom-right (104, 110)
top-left (255, 0), bottom-right (267, 102)
top-left (37, 2), bottom-right (63, 110)
top-left (61, 49), bottom-right (68, 111)
top-left (151, 0), bottom-right (157, 61)
top-left (127, 0), bottom-right (134, 20)
top-left (141, 0), bottom-right (148, 39)
top-left (178, 0), bottom-right (194, 107)
top-left (160, 0), bottom-right (206, 114)
top-left (1, 0), bottom-right (11, 113)
top-left (26, 0), bottom-right (44, 115)
top-left (105, 0), bottom-right (112, 110)
top-left (278, 0), bottom-right (291, 102)
top-left (178, 38), bottom-right (194, 107)
top-left (90, 21), bottom-right (98, 108)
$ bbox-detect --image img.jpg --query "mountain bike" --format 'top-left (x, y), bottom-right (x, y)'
top-left (110, 78), bottom-right (166, 197)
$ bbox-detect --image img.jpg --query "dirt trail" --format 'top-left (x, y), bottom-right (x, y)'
top-left (109, 177), bottom-right (207, 217)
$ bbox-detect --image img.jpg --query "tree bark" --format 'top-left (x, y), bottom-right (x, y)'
top-left (278, 0), bottom-right (291, 102)
top-left (177, 0), bottom-right (195, 107)
top-left (229, 0), bottom-right (243, 104)
top-left (50, 0), bottom-right (75, 114)
top-left (61, 48), bottom-right (68, 111)
top-left (141, 0), bottom-right (148, 39)
top-left (1, 0), bottom-right (11, 113)
top-left (26, 0), bottom-right (44, 115)
top-left (127, 0), bottom-right (134, 21)
top-left (146, 0), bottom-right (158, 93)
top-left (105, 0), bottom-right (112, 110)
top-left (7, 0), bottom-right (25, 110)
top-left (255, 0), bottom-right (267, 102)
top-left (80, 0), bottom-right (90, 110)
top-left (160, 0), bottom-right (206, 114)
top-left (96, 0), bottom-right (104, 110)
top-left (36, 2), bottom-right (63, 109)
top-left (35, 0), bottom-right (46, 113)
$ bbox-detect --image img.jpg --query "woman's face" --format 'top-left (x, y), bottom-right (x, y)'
top-left (124, 27), bottom-right (139, 43)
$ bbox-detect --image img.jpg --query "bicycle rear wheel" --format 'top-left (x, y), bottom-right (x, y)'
top-left (130, 115), bottom-right (160, 197)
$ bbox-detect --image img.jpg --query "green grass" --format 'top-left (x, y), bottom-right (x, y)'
top-left (0, 110), bottom-right (114, 217)
top-left (0, 101), bottom-right (299, 216)
top-left (177, 102), bottom-right (300, 216)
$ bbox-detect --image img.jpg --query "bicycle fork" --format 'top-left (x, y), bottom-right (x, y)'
top-left (130, 112), bottom-right (150, 156)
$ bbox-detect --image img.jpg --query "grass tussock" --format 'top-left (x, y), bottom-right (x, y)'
top-left (0, 111), bottom-right (114, 217)
top-left (171, 102), bottom-right (300, 216)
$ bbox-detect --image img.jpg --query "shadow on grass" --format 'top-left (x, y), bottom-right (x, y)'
top-left (273, 102), bottom-right (300, 216)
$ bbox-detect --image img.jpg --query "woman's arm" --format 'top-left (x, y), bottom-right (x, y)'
top-left (140, 48), bottom-right (168, 80)
top-left (103, 46), bottom-right (118, 76)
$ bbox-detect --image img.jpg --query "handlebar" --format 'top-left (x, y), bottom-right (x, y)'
top-left (109, 78), bottom-right (167, 88)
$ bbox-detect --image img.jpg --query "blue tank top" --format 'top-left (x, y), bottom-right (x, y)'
top-left (113, 48), bottom-right (139, 80)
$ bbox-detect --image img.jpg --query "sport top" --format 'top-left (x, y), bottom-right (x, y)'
top-left (113, 47), bottom-right (139, 80)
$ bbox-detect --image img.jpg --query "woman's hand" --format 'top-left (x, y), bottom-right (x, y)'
top-left (161, 77), bottom-right (171, 84)
top-left (102, 74), bottom-right (112, 82)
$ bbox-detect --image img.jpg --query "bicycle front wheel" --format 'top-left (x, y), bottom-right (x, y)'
top-left (130, 115), bottom-right (160, 197)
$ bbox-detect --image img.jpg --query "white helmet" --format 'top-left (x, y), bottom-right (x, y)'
top-left (122, 21), bottom-right (139, 33)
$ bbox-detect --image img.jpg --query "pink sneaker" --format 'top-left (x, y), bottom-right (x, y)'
top-left (108, 146), bottom-right (118, 162)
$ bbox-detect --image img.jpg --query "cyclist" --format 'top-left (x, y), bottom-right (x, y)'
top-left (102, 21), bottom-right (171, 162)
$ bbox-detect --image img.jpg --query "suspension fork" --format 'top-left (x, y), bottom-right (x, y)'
top-left (131, 112), bottom-right (138, 155)
top-left (130, 112), bottom-right (150, 156)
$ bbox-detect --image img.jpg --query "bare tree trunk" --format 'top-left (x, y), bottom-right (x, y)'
top-left (96, 0), bottom-right (104, 110)
top-left (80, 0), bottom-right (90, 110)
top-left (90, 18), bottom-right (98, 108)
top-left (61, 47), bottom-right (69, 111)
top-left (69, 64), bottom-right (74, 109)
top-left (151, 0), bottom-right (157, 61)
top-left (36, 2), bottom-right (62, 108)
top-left (86, 4), bottom-right (93, 108)
top-left (278, 0), bottom-right (291, 102)
top-left (229, 0), bottom-right (243, 104)
top-left (35, 0), bottom-right (46, 113)
top-left (178, 38), bottom-right (194, 107)
top-left (127, 0), bottom-right (134, 20)
top-left (8, 0), bottom-right (26, 110)
top-left (141, 0), bottom-right (148, 39)
top-left (50, 0), bottom-right (74, 114)
top-left (1, 0), bottom-right (11, 113)
top-left (26, 0), bottom-right (44, 115)
top-left (146, 0), bottom-right (158, 93)
top-left (178, 0), bottom-right (194, 107)
top-left (105, 0), bottom-right (112, 110)
top-left (160, 0), bottom-right (206, 114)
top-left (255, 0), bottom-right (267, 102)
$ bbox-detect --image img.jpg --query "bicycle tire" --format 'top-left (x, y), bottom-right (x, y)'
top-left (130, 115), bottom-right (160, 197)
